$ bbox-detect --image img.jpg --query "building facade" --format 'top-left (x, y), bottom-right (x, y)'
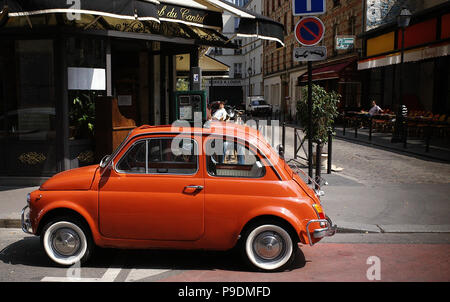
top-left (263, 0), bottom-right (364, 119)
top-left (358, 0), bottom-right (450, 115)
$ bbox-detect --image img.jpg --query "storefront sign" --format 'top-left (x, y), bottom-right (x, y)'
top-left (68, 67), bottom-right (106, 90)
top-left (157, 4), bottom-right (222, 28)
top-left (336, 36), bottom-right (355, 50)
top-left (209, 79), bottom-right (243, 86)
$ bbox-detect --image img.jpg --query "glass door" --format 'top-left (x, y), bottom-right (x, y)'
top-left (0, 39), bottom-right (57, 177)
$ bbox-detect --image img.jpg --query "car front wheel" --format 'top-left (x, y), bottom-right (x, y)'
top-left (242, 223), bottom-right (298, 272)
top-left (41, 218), bottom-right (92, 266)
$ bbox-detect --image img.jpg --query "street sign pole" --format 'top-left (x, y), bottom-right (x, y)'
top-left (292, 1), bottom-right (326, 181)
top-left (307, 61), bottom-right (313, 181)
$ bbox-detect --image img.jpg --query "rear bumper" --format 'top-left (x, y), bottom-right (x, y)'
top-left (306, 216), bottom-right (337, 246)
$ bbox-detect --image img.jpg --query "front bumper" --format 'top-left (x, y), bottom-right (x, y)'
top-left (306, 216), bottom-right (337, 246)
top-left (21, 205), bottom-right (33, 234)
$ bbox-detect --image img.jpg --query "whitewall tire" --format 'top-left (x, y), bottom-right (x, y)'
top-left (41, 219), bottom-right (92, 266)
top-left (242, 223), bottom-right (297, 272)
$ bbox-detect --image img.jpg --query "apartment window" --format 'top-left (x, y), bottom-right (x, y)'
top-left (349, 16), bottom-right (356, 35)
top-left (213, 47), bottom-right (222, 55)
top-left (333, 0), bottom-right (341, 7)
top-left (234, 39), bottom-right (242, 55)
top-left (234, 63), bottom-right (242, 78)
top-left (234, 17), bottom-right (240, 31)
top-left (332, 24), bottom-right (338, 56)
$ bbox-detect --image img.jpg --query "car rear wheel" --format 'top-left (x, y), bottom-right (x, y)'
top-left (41, 217), bottom-right (92, 266)
top-left (242, 223), bottom-right (298, 272)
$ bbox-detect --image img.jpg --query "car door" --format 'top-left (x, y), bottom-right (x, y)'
top-left (98, 135), bottom-right (204, 241)
top-left (203, 136), bottom-right (280, 237)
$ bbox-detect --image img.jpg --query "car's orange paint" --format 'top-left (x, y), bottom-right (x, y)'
top-left (28, 123), bottom-right (330, 249)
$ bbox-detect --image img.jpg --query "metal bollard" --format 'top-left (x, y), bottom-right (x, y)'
top-left (315, 140), bottom-right (322, 190)
top-left (327, 130), bottom-right (332, 174)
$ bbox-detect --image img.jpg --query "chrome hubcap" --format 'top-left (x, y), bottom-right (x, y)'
top-left (52, 228), bottom-right (81, 256)
top-left (253, 231), bottom-right (284, 260)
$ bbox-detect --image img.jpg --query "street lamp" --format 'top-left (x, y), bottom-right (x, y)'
top-left (247, 66), bottom-right (252, 97)
top-left (391, 8), bottom-right (412, 145)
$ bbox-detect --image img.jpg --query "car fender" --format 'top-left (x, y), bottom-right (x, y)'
top-left (35, 200), bottom-right (100, 243)
top-left (238, 206), bottom-right (305, 241)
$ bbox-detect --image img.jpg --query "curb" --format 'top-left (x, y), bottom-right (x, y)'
top-left (0, 219), bottom-right (21, 229)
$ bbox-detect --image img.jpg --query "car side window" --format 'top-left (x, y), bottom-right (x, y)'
top-left (116, 137), bottom-right (198, 175)
top-left (206, 138), bottom-right (265, 178)
top-left (148, 138), bottom-right (197, 175)
top-left (116, 141), bottom-right (147, 173)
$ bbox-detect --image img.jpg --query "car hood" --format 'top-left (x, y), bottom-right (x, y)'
top-left (40, 165), bottom-right (99, 191)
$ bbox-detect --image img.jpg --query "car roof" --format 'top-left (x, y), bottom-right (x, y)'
top-left (130, 122), bottom-right (261, 141)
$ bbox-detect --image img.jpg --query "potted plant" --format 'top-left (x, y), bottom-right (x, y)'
top-left (297, 84), bottom-right (340, 167)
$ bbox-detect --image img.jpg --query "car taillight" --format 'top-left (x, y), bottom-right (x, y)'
top-left (312, 204), bottom-right (326, 220)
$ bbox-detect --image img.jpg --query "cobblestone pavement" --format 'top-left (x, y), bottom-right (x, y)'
top-left (281, 126), bottom-right (450, 185)
top-left (330, 138), bottom-right (450, 185)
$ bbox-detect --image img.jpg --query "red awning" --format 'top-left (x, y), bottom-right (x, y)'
top-left (299, 60), bottom-right (356, 83)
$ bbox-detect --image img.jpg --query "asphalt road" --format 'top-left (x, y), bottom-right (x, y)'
top-left (1, 229), bottom-right (449, 282)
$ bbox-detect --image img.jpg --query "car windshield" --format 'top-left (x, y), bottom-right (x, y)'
top-left (252, 100), bottom-right (267, 106)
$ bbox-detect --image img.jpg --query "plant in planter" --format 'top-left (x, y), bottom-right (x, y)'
top-left (297, 84), bottom-right (340, 167)
top-left (69, 93), bottom-right (96, 140)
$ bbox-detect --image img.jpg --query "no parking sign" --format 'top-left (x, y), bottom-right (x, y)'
top-left (294, 16), bottom-right (325, 46)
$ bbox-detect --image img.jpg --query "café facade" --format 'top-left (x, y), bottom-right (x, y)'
top-left (0, 0), bottom-right (283, 182)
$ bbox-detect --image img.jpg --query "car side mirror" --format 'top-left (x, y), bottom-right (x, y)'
top-left (99, 155), bottom-right (111, 169)
top-left (277, 144), bottom-right (284, 159)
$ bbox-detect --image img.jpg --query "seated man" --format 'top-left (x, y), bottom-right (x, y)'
top-left (212, 101), bottom-right (228, 121)
top-left (368, 100), bottom-right (383, 116)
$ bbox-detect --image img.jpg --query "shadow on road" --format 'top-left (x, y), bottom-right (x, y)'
top-left (0, 237), bottom-right (307, 273)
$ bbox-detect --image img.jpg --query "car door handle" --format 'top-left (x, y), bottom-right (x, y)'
top-left (185, 185), bottom-right (204, 191)
top-left (183, 185), bottom-right (204, 194)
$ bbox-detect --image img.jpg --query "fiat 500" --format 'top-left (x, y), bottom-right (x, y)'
top-left (22, 123), bottom-right (336, 272)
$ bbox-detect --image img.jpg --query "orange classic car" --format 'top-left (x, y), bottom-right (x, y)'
top-left (21, 122), bottom-right (336, 272)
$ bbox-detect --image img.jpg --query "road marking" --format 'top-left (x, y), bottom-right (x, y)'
top-left (125, 268), bottom-right (170, 282)
top-left (41, 266), bottom-right (122, 282)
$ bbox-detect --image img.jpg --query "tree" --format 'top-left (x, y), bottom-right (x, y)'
top-left (297, 84), bottom-right (340, 144)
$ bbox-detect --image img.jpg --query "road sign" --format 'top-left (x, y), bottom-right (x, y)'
top-left (292, 0), bottom-right (326, 16)
top-left (293, 46), bottom-right (327, 62)
top-left (336, 36), bottom-right (355, 50)
top-left (295, 17), bottom-right (325, 46)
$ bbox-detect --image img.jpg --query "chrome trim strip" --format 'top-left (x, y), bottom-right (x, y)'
top-left (114, 137), bottom-right (200, 176)
top-left (112, 131), bottom-right (283, 181)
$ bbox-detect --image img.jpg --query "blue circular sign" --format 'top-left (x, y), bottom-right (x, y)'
top-left (295, 17), bottom-right (325, 46)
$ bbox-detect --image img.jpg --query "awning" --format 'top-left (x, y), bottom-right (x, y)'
top-left (206, 0), bottom-right (285, 48)
top-left (1, 0), bottom-right (160, 23)
top-left (358, 42), bottom-right (450, 70)
top-left (0, 0), bottom-right (284, 48)
top-left (298, 60), bottom-right (356, 83)
top-left (176, 53), bottom-right (229, 77)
